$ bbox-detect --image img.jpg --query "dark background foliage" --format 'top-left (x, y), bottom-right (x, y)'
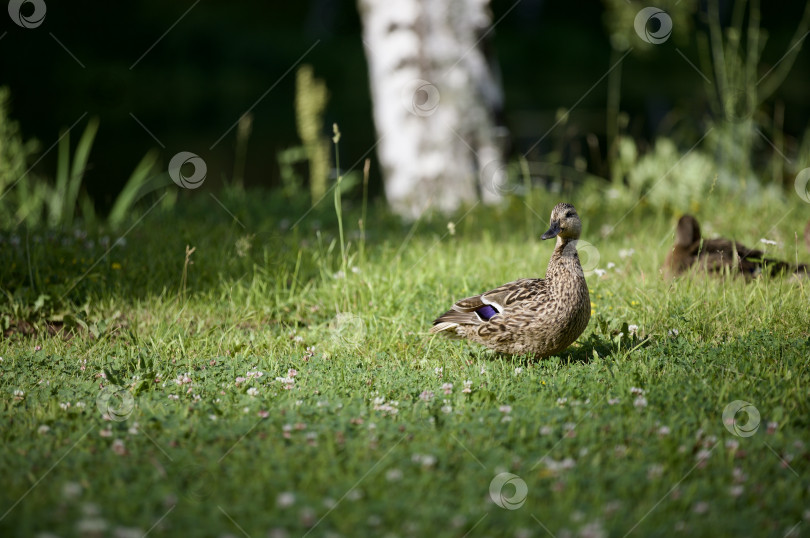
top-left (1, 0), bottom-right (807, 210)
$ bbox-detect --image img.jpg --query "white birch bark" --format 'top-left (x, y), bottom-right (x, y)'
top-left (358, 0), bottom-right (506, 219)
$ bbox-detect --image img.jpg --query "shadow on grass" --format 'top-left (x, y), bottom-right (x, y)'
top-left (556, 333), bottom-right (617, 364)
top-left (479, 333), bottom-right (622, 367)
top-left (542, 332), bottom-right (655, 366)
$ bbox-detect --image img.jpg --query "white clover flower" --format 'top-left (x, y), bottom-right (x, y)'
top-left (111, 439), bottom-right (126, 455)
top-left (385, 468), bottom-right (403, 482)
top-left (619, 248), bottom-right (635, 259)
top-left (695, 449), bottom-right (711, 462)
top-left (276, 492), bottom-right (295, 508)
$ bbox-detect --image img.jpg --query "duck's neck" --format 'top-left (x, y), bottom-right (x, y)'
top-left (546, 237), bottom-right (584, 283)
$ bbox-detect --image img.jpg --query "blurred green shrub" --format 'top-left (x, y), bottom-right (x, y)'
top-left (295, 64), bottom-right (331, 204)
top-left (0, 87), bottom-right (41, 225)
top-left (0, 86), bottom-right (164, 230)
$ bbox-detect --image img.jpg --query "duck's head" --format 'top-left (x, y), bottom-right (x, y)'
top-left (541, 203), bottom-right (581, 241)
top-left (674, 215), bottom-right (701, 248)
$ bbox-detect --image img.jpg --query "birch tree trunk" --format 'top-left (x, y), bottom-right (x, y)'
top-left (358, 0), bottom-right (506, 219)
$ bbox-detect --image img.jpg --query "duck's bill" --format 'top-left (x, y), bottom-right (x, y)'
top-left (541, 221), bottom-right (561, 240)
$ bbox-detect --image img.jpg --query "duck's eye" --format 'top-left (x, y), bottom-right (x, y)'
top-left (565, 211), bottom-right (574, 218)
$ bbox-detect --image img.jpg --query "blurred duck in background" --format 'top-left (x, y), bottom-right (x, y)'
top-left (663, 215), bottom-right (809, 279)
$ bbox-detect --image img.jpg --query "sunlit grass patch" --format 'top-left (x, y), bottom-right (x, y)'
top-left (1, 189), bottom-right (809, 536)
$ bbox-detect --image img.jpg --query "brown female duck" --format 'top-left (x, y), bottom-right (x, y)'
top-left (430, 203), bottom-right (591, 357)
top-left (663, 214), bottom-right (808, 278)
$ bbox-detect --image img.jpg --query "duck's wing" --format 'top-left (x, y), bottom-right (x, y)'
top-left (431, 278), bottom-right (543, 332)
top-left (456, 278), bottom-right (542, 311)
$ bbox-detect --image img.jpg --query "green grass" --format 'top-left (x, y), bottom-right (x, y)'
top-left (1, 187), bottom-right (809, 537)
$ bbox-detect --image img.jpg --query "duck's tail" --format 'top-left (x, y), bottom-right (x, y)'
top-left (430, 321), bottom-right (461, 334)
top-left (430, 308), bottom-right (477, 334)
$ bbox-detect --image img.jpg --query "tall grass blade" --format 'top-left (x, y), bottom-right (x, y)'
top-left (65, 117), bottom-right (99, 226)
top-left (51, 128), bottom-right (70, 226)
top-left (107, 150), bottom-right (159, 228)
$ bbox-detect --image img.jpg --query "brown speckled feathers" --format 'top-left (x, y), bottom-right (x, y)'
top-left (430, 203), bottom-right (591, 357)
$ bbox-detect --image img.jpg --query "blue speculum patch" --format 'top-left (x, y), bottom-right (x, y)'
top-left (476, 304), bottom-right (499, 321)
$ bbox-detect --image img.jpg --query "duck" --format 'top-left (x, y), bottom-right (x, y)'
top-left (430, 202), bottom-right (591, 357)
top-left (663, 214), bottom-right (809, 278)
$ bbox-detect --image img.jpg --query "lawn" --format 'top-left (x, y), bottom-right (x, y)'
top-left (1, 188), bottom-right (809, 537)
